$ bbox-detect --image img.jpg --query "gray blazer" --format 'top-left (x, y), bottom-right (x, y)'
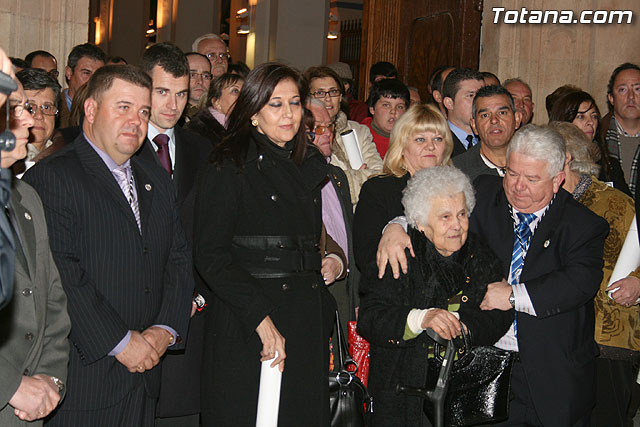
top-left (0, 179), bottom-right (70, 426)
top-left (452, 144), bottom-right (500, 184)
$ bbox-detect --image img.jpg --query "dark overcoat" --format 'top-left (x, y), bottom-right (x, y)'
top-left (358, 228), bottom-right (514, 427)
top-left (193, 129), bottom-right (335, 426)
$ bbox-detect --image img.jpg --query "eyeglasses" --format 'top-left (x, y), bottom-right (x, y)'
top-left (48, 70), bottom-right (60, 79)
top-left (310, 89), bottom-right (341, 99)
top-left (9, 102), bottom-right (35, 118)
top-left (190, 71), bottom-right (213, 81)
top-left (205, 52), bottom-right (230, 62)
top-left (307, 124), bottom-right (335, 140)
top-left (27, 102), bottom-right (59, 116)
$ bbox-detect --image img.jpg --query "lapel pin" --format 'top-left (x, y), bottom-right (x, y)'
top-left (24, 212), bottom-right (31, 221)
top-left (543, 239), bottom-right (550, 248)
top-left (145, 184), bottom-right (152, 191)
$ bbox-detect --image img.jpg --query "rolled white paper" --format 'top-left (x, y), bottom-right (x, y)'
top-left (341, 129), bottom-right (364, 170)
top-left (608, 217), bottom-right (640, 302)
top-left (255, 352), bottom-right (282, 427)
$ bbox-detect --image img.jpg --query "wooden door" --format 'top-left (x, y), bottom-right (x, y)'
top-left (360, 0), bottom-right (483, 101)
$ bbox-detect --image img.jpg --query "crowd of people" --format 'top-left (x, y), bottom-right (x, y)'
top-left (1, 33), bottom-right (639, 427)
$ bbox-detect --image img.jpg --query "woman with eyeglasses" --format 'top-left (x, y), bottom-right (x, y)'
top-left (353, 103), bottom-right (454, 271)
top-left (305, 66), bottom-right (382, 209)
top-left (186, 73), bottom-right (244, 146)
top-left (14, 68), bottom-right (65, 176)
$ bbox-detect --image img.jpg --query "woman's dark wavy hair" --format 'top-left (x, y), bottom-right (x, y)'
top-left (211, 62), bottom-right (309, 167)
top-left (548, 90), bottom-right (614, 179)
top-left (548, 91), bottom-right (600, 124)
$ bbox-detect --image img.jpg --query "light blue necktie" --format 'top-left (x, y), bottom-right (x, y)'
top-left (510, 212), bottom-right (536, 337)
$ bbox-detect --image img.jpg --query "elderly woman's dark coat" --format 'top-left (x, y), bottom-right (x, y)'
top-left (193, 128), bottom-right (336, 426)
top-left (358, 227), bottom-right (514, 427)
top-left (184, 108), bottom-right (226, 146)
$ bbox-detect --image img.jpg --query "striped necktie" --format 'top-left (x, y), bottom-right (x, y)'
top-left (112, 165), bottom-right (141, 232)
top-left (510, 212), bottom-right (537, 285)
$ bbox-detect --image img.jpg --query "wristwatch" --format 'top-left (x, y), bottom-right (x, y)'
top-left (51, 376), bottom-right (65, 394)
top-left (509, 290), bottom-right (516, 308)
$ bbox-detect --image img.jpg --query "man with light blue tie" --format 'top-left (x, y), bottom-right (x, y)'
top-left (23, 64), bottom-right (194, 426)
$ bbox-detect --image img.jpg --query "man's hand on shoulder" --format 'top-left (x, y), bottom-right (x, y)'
top-left (9, 374), bottom-right (60, 421)
top-left (377, 223), bottom-right (414, 279)
top-left (115, 330), bottom-right (160, 373)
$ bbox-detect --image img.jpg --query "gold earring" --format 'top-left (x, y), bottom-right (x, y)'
top-left (251, 118), bottom-right (259, 127)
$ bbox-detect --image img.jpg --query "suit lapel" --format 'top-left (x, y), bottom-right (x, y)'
top-left (173, 128), bottom-right (194, 203)
top-left (76, 137), bottom-right (140, 230)
top-left (9, 186), bottom-right (36, 280)
top-left (522, 191), bottom-right (565, 276)
top-left (131, 157), bottom-right (154, 235)
top-left (494, 189), bottom-right (517, 275)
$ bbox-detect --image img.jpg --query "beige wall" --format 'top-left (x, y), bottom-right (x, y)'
top-left (0, 0), bottom-right (89, 86)
top-left (480, 0), bottom-right (640, 123)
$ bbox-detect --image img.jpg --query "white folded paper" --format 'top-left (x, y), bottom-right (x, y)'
top-left (608, 217), bottom-right (640, 303)
top-left (255, 352), bottom-right (282, 427)
top-left (340, 129), bottom-right (364, 170)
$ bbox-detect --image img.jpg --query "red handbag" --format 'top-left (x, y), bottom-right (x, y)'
top-left (348, 321), bottom-right (371, 388)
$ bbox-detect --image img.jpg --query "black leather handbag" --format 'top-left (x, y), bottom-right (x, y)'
top-left (328, 310), bottom-right (372, 427)
top-left (399, 328), bottom-right (513, 427)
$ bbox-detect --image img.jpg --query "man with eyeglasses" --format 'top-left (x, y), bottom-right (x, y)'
top-left (307, 98), bottom-right (359, 331)
top-left (0, 69), bottom-right (71, 427)
top-left (15, 68), bottom-right (64, 175)
top-left (361, 79), bottom-right (410, 158)
top-left (192, 34), bottom-right (229, 77)
top-left (183, 52), bottom-right (212, 123)
top-left (24, 50), bottom-right (59, 80)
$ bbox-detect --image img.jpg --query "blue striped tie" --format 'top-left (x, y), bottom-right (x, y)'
top-left (510, 212), bottom-right (536, 285)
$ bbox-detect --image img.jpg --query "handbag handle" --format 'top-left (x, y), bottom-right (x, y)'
top-left (334, 309), bottom-right (358, 374)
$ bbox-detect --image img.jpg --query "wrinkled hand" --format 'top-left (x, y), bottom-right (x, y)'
top-left (256, 315), bottom-right (286, 372)
top-left (421, 309), bottom-right (461, 340)
top-left (359, 163), bottom-right (368, 170)
top-left (115, 331), bottom-right (160, 373)
top-left (480, 280), bottom-right (512, 311)
top-left (142, 326), bottom-right (174, 359)
top-left (608, 276), bottom-right (640, 307)
top-left (377, 223), bottom-right (414, 279)
top-left (321, 256), bottom-right (342, 285)
top-left (9, 374), bottom-right (60, 422)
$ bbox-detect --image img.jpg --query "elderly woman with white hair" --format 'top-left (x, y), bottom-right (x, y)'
top-left (357, 165), bottom-right (514, 427)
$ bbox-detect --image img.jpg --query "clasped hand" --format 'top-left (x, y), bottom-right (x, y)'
top-left (115, 327), bottom-right (173, 373)
top-left (10, 374), bottom-right (60, 421)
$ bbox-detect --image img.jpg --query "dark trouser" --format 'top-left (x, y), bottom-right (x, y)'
top-left (46, 382), bottom-right (156, 427)
top-left (493, 358), bottom-right (591, 427)
top-left (592, 357), bottom-right (635, 427)
top-left (155, 414), bottom-right (200, 427)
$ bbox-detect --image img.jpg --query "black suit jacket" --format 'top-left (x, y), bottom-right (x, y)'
top-left (23, 135), bottom-right (194, 411)
top-left (136, 126), bottom-right (212, 417)
top-left (450, 131), bottom-right (468, 158)
top-left (452, 143), bottom-right (500, 183)
top-left (470, 175), bottom-right (609, 426)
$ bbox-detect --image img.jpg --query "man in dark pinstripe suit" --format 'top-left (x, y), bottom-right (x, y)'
top-left (24, 65), bottom-right (194, 426)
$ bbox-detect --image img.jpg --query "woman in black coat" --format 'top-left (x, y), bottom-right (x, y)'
top-left (185, 73), bottom-right (244, 146)
top-left (357, 166), bottom-right (514, 427)
top-left (193, 63), bottom-right (335, 426)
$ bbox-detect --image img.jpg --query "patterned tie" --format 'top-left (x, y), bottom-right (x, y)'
top-left (510, 212), bottom-right (537, 285)
top-left (466, 134), bottom-right (474, 148)
top-left (112, 165), bottom-right (141, 232)
top-left (153, 134), bottom-right (172, 175)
